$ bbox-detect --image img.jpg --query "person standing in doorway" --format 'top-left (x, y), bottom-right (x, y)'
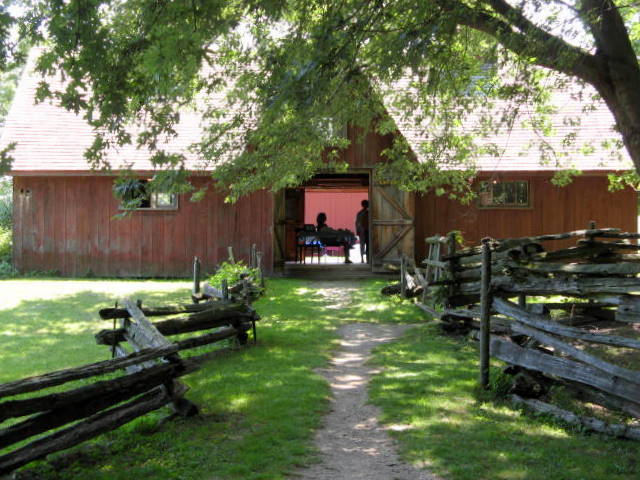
top-left (355, 200), bottom-right (369, 263)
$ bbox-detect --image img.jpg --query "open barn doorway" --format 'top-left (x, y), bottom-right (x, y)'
top-left (278, 172), bottom-right (371, 267)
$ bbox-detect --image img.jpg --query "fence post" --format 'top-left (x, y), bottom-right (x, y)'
top-left (250, 244), bottom-right (257, 268)
top-left (518, 294), bottom-right (526, 308)
top-left (242, 278), bottom-right (250, 305)
top-left (586, 220), bottom-right (596, 243)
top-left (221, 279), bottom-right (229, 301)
top-left (256, 251), bottom-right (265, 289)
top-left (192, 257), bottom-right (201, 294)
top-left (447, 232), bottom-right (457, 298)
top-left (400, 255), bottom-right (407, 298)
top-left (479, 238), bottom-right (492, 389)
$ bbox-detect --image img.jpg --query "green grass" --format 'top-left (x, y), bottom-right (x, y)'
top-left (0, 278), bottom-right (349, 479)
top-left (5, 278), bottom-right (639, 479)
top-left (334, 279), bottom-right (424, 324)
top-left (369, 322), bottom-right (640, 480)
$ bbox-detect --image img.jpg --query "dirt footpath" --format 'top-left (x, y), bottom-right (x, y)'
top-left (292, 282), bottom-right (439, 480)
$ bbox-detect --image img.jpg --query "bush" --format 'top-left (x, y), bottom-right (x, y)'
top-left (208, 260), bottom-right (261, 289)
top-left (0, 226), bottom-right (11, 262)
top-left (0, 259), bottom-right (16, 278)
top-left (0, 178), bottom-right (11, 231)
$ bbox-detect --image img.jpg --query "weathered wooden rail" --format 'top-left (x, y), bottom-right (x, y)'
top-left (390, 224), bottom-right (640, 440)
top-left (0, 254), bottom-right (265, 475)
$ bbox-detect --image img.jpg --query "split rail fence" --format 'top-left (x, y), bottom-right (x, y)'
top-left (0, 250), bottom-right (263, 475)
top-left (396, 224), bottom-right (640, 440)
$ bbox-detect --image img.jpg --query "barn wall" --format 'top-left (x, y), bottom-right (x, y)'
top-left (12, 176), bottom-right (274, 277)
top-left (333, 125), bottom-right (395, 169)
top-left (415, 173), bottom-right (638, 259)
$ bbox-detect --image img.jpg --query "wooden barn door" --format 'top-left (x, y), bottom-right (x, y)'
top-left (273, 190), bottom-right (287, 268)
top-left (273, 188), bottom-right (305, 267)
top-left (370, 182), bottom-right (415, 271)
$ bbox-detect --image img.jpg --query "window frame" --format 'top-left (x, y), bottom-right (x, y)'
top-left (477, 179), bottom-right (531, 210)
top-left (116, 179), bottom-right (179, 211)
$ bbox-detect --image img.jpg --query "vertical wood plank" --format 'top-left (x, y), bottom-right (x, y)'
top-left (479, 238), bottom-right (492, 389)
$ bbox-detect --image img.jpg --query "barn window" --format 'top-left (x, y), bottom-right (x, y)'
top-left (478, 180), bottom-right (529, 208)
top-left (114, 179), bottom-right (178, 210)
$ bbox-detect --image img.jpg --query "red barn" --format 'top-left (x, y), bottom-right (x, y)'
top-left (1, 54), bottom-right (637, 277)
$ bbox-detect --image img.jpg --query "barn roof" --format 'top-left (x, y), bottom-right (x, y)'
top-left (1, 50), bottom-right (212, 175)
top-left (1, 49), bottom-right (633, 175)
top-left (383, 77), bottom-right (633, 172)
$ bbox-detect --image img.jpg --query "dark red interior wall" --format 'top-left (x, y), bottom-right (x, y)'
top-left (304, 190), bottom-right (368, 232)
top-left (12, 176), bottom-right (274, 277)
top-left (414, 174), bottom-right (638, 259)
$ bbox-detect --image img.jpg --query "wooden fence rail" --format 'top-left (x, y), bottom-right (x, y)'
top-left (0, 252), bottom-right (266, 476)
top-left (389, 223), bottom-right (640, 440)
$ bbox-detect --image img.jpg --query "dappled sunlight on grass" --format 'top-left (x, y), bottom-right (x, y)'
top-left (1, 277), bottom-right (357, 479)
top-left (370, 323), bottom-right (640, 480)
top-left (334, 279), bottom-right (427, 324)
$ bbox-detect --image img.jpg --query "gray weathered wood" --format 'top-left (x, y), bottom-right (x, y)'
top-left (121, 298), bottom-right (174, 350)
top-left (120, 299), bottom-right (197, 417)
top-left (0, 373), bottom-right (175, 450)
top-left (508, 261), bottom-right (640, 275)
top-left (597, 231), bottom-right (640, 240)
top-left (174, 326), bottom-right (241, 351)
top-left (458, 276), bottom-right (640, 297)
top-left (415, 302), bottom-right (442, 319)
top-left (508, 321), bottom-right (640, 385)
top-left (422, 259), bottom-right (448, 269)
top-left (99, 302), bottom-right (216, 320)
top-left (425, 235), bottom-right (448, 245)
top-left (511, 395), bottom-right (640, 441)
top-left (95, 308), bottom-right (255, 346)
top-left (192, 257), bottom-right (201, 295)
top-left (616, 296), bottom-right (640, 323)
top-left (489, 336), bottom-right (640, 404)
top-left (479, 239), bottom-right (492, 389)
top-left (0, 362), bottom-right (181, 422)
top-left (400, 256), bottom-right (407, 298)
top-left (492, 298), bottom-right (640, 350)
top-left (562, 381), bottom-right (640, 418)
top-left (0, 388), bottom-right (171, 475)
top-left (0, 345), bottom-right (179, 399)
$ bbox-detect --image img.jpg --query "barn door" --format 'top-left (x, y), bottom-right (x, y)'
top-left (370, 182), bottom-right (415, 271)
top-left (273, 190), bottom-right (286, 268)
top-left (273, 188), bottom-right (305, 267)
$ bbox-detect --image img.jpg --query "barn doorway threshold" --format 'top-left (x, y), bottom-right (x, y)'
top-left (279, 263), bottom-right (394, 280)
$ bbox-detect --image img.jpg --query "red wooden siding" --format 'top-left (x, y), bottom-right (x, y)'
top-left (322, 125), bottom-right (394, 169)
top-left (415, 174), bottom-right (638, 259)
top-left (304, 190), bottom-right (368, 232)
top-left (12, 176), bottom-right (274, 277)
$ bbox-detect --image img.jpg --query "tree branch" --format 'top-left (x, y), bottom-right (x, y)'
top-left (579, 0), bottom-right (639, 67)
top-left (444, 1), bottom-right (603, 85)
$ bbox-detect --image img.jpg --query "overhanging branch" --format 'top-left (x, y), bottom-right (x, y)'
top-left (441, 0), bottom-right (603, 85)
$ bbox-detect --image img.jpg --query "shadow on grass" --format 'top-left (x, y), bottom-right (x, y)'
top-left (369, 324), bottom-right (640, 480)
top-left (0, 287), bottom-right (191, 383)
top-left (1, 278), bottom-right (347, 480)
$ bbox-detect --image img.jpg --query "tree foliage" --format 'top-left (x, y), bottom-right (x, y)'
top-left (2, 0), bottom-right (640, 200)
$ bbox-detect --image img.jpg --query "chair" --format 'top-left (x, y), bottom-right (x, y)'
top-left (297, 225), bottom-right (324, 263)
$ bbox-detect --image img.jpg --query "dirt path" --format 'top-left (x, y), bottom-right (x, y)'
top-left (292, 282), bottom-right (438, 480)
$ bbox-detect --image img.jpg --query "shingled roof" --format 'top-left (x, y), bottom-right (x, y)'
top-left (1, 49), bottom-right (633, 175)
top-left (383, 77), bottom-right (633, 172)
top-left (1, 50), bottom-right (210, 175)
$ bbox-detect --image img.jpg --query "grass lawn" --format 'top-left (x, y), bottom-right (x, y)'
top-left (0, 277), bottom-right (418, 479)
top-left (369, 322), bottom-right (640, 480)
top-left (3, 278), bottom-right (639, 479)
